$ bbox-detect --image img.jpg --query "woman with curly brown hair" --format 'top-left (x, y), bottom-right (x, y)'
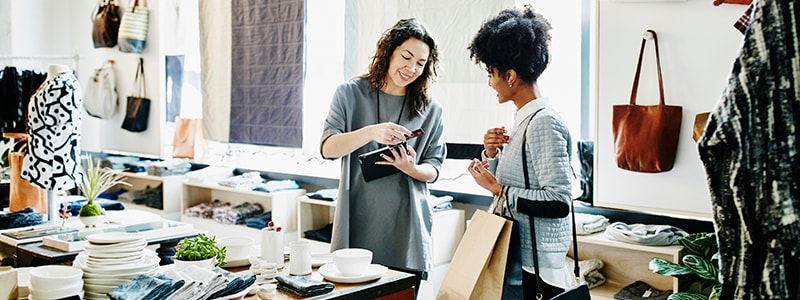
top-left (467, 5), bottom-right (575, 299)
top-left (320, 18), bottom-right (446, 294)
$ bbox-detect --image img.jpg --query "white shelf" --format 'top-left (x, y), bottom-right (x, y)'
top-left (572, 233), bottom-right (683, 299)
top-left (297, 196), bottom-right (335, 245)
top-left (114, 172), bottom-right (184, 220)
top-left (180, 182), bottom-right (305, 246)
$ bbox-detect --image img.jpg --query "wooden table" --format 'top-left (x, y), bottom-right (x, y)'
top-left (230, 266), bottom-right (415, 300)
top-left (12, 231), bottom-right (200, 267)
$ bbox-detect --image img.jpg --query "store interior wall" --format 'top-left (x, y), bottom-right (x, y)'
top-left (0, 0), bottom-right (754, 222)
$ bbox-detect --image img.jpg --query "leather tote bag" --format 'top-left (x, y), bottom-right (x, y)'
top-left (8, 140), bottom-right (47, 214)
top-left (121, 58), bottom-right (151, 132)
top-left (612, 29), bottom-right (682, 173)
top-left (117, 0), bottom-right (149, 53)
top-left (437, 209), bottom-right (513, 299)
top-left (91, 0), bottom-right (121, 48)
top-left (83, 60), bottom-right (119, 119)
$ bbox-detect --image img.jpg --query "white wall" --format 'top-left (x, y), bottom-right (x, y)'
top-left (0, 0), bottom-right (165, 158)
top-left (594, 0), bottom-right (745, 219)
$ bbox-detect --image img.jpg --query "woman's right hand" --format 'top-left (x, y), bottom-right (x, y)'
top-left (483, 126), bottom-right (508, 158)
top-left (369, 122), bottom-right (412, 145)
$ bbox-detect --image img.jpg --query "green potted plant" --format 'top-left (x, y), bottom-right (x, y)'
top-left (649, 232), bottom-right (721, 300)
top-left (173, 233), bottom-right (227, 268)
top-left (75, 154), bottom-right (130, 227)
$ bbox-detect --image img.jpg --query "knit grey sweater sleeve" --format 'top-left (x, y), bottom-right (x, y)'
top-left (497, 109), bottom-right (573, 205)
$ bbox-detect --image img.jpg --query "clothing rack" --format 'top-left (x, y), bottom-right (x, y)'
top-left (0, 51), bottom-right (80, 74)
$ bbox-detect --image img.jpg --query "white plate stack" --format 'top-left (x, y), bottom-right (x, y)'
top-left (72, 232), bottom-right (159, 300)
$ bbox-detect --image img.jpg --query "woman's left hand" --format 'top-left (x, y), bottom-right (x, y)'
top-left (468, 159), bottom-right (502, 195)
top-left (377, 143), bottom-right (417, 173)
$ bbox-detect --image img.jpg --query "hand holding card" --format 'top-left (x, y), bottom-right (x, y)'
top-left (358, 128), bottom-right (424, 182)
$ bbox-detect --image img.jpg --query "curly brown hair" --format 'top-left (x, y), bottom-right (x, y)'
top-left (360, 18), bottom-right (440, 116)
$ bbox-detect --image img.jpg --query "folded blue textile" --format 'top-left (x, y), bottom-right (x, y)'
top-left (252, 179), bottom-right (301, 193)
top-left (245, 211), bottom-right (272, 229)
top-left (108, 274), bottom-right (184, 300)
top-left (60, 198), bottom-right (125, 216)
top-left (306, 188), bottom-right (338, 201)
top-left (276, 275), bottom-right (334, 297)
top-left (208, 273), bottom-right (256, 299)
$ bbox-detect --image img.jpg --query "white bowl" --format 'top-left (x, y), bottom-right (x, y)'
top-left (29, 282), bottom-right (83, 300)
top-left (220, 236), bottom-right (255, 262)
top-left (28, 265), bottom-right (83, 290)
top-left (331, 248), bottom-right (372, 276)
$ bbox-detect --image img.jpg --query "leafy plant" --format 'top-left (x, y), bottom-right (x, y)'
top-left (75, 154), bottom-right (130, 217)
top-left (173, 233), bottom-right (227, 267)
top-left (649, 232), bottom-right (721, 300)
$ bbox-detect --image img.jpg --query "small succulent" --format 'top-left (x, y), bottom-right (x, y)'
top-left (76, 154), bottom-right (130, 217)
top-left (173, 233), bottom-right (227, 267)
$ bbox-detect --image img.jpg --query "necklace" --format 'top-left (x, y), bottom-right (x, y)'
top-left (376, 91), bottom-right (407, 124)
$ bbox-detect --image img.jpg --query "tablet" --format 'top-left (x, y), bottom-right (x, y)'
top-left (357, 129), bottom-right (424, 182)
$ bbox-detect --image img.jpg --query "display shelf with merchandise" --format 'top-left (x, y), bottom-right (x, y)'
top-left (297, 196), bottom-right (335, 247)
top-left (114, 172), bottom-right (184, 220)
top-left (570, 232), bottom-right (683, 299)
top-left (181, 181), bottom-right (305, 245)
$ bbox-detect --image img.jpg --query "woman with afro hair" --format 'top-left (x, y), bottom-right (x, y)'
top-left (466, 5), bottom-right (575, 299)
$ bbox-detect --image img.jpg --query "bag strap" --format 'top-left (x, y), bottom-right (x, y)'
top-left (519, 107), bottom-right (581, 298)
top-left (132, 57), bottom-right (146, 97)
top-left (629, 29), bottom-right (665, 106)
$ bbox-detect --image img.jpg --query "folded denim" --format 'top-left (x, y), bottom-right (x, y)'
top-left (108, 274), bottom-right (184, 300)
top-left (245, 211), bottom-right (272, 229)
top-left (276, 275), bottom-right (335, 297)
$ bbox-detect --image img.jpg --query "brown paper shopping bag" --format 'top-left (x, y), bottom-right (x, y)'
top-left (172, 117), bottom-right (205, 159)
top-left (437, 210), bottom-right (513, 300)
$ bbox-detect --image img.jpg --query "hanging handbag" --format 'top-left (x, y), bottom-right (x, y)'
top-left (91, 0), bottom-right (121, 48)
top-left (121, 58), bottom-right (151, 132)
top-left (84, 60), bottom-right (119, 119)
top-left (117, 0), bottom-right (149, 53)
top-left (612, 29), bottom-right (682, 173)
top-left (172, 117), bottom-right (204, 159)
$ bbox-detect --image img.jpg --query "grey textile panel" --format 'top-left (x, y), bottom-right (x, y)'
top-left (230, 0), bottom-right (304, 147)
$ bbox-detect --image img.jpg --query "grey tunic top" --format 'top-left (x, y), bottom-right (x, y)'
top-left (320, 78), bottom-right (446, 274)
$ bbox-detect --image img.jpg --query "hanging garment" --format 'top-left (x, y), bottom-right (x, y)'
top-left (697, 0), bottom-right (800, 299)
top-left (21, 72), bottom-right (83, 192)
top-left (0, 66), bottom-right (22, 135)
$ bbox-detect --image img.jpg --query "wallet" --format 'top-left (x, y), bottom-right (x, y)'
top-left (358, 142), bottom-right (406, 182)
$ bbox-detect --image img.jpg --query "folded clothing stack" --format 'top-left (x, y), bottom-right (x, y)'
top-left (212, 202), bottom-right (264, 225)
top-left (0, 207), bottom-right (42, 229)
top-left (614, 280), bottom-right (672, 300)
top-left (574, 213), bottom-right (609, 235)
top-left (147, 159), bottom-right (192, 176)
top-left (184, 199), bottom-right (229, 219)
top-left (245, 211), bottom-right (272, 229)
top-left (306, 188), bottom-right (338, 201)
top-left (218, 172), bottom-right (265, 190)
top-left (605, 222), bottom-right (689, 246)
top-left (252, 179), bottom-right (300, 193)
top-left (157, 265), bottom-right (256, 300)
top-left (276, 275), bottom-right (335, 298)
top-left (108, 274), bottom-right (185, 300)
top-left (565, 256), bottom-right (606, 289)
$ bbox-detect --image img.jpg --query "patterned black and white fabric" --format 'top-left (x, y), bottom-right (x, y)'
top-left (697, 0), bottom-right (799, 299)
top-left (21, 72), bottom-right (82, 192)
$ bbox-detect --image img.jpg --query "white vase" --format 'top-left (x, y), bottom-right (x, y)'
top-left (173, 257), bottom-right (215, 271)
top-left (79, 215), bottom-right (105, 227)
top-left (261, 229), bottom-right (284, 269)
